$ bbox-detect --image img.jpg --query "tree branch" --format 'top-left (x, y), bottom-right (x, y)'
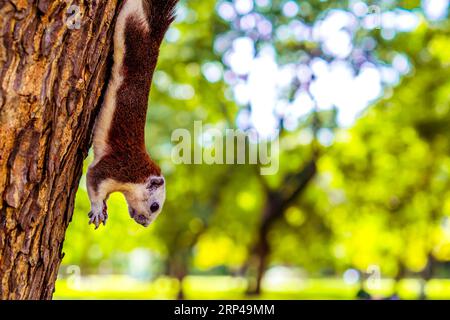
top-left (282, 158), bottom-right (317, 206)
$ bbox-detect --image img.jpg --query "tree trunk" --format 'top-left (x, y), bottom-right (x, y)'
top-left (246, 194), bottom-right (280, 295)
top-left (252, 230), bottom-right (269, 295)
top-left (0, 0), bottom-right (120, 299)
top-left (391, 261), bottom-right (405, 299)
top-left (167, 253), bottom-right (188, 300)
top-left (419, 252), bottom-right (435, 300)
top-left (246, 159), bottom-right (317, 295)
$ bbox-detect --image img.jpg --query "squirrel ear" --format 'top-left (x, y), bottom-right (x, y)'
top-left (147, 177), bottom-right (164, 190)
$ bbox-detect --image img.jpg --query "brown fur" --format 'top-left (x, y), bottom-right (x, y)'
top-left (88, 0), bottom-right (177, 191)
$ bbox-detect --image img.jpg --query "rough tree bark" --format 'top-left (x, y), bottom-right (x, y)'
top-left (0, 0), bottom-right (120, 299)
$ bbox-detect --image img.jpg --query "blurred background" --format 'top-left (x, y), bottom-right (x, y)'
top-left (55, 0), bottom-right (450, 299)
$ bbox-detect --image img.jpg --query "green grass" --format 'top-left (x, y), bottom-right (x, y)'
top-left (54, 276), bottom-right (450, 300)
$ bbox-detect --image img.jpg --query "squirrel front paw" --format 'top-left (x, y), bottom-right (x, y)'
top-left (88, 200), bottom-right (108, 229)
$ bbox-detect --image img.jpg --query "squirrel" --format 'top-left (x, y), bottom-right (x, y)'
top-left (86, 0), bottom-right (178, 229)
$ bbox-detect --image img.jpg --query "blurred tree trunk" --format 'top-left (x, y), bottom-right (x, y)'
top-left (419, 252), bottom-right (436, 300)
top-left (391, 261), bottom-right (406, 299)
top-left (247, 159), bottom-right (317, 295)
top-left (0, 0), bottom-right (120, 299)
top-left (163, 171), bottom-right (231, 300)
top-left (167, 252), bottom-right (188, 300)
top-left (248, 191), bottom-right (282, 295)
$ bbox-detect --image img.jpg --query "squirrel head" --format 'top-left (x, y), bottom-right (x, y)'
top-left (123, 175), bottom-right (165, 227)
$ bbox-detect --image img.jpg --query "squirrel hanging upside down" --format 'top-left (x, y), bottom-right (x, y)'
top-left (87, 0), bottom-right (178, 229)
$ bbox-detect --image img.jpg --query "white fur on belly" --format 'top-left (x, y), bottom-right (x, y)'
top-left (92, 0), bottom-right (149, 165)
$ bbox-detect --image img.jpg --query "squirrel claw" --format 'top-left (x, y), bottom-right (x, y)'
top-left (88, 203), bottom-right (108, 229)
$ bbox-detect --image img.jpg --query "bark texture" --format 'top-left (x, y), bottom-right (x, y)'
top-left (0, 0), bottom-right (120, 299)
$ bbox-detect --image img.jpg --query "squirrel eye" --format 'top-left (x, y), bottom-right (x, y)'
top-left (150, 202), bottom-right (160, 213)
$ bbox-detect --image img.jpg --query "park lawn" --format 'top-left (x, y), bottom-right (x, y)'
top-left (53, 276), bottom-right (450, 300)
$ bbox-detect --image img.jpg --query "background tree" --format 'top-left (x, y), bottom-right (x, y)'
top-left (322, 23), bottom-right (450, 298)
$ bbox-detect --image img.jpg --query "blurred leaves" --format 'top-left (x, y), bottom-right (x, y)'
top-left (61, 0), bottom-right (450, 287)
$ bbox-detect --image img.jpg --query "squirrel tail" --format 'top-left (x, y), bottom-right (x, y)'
top-left (112, 0), bottom-right (178, 76)
top-left (143, 0), bottom-right (179, 45)
top-left (117, 0), bottom-right (178, 47)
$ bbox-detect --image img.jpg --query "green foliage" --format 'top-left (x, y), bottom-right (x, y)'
top-left (60, 0), bottom-right (450, 298)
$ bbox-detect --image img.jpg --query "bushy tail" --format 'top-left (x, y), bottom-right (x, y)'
top-left (143, 0), bottom-right (179, 45)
